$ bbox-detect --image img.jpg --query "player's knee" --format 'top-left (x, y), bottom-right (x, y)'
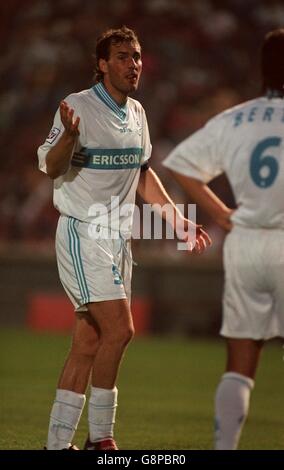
top-left (103, 323), bottom-right (135, 348)
top-left (116, 324), bottom-right (135, 346)
top-left (123, 324), bottom-right (135, 345)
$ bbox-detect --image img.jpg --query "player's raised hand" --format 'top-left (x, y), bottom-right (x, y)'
top-left (60, 101), bottom-right (80, 137)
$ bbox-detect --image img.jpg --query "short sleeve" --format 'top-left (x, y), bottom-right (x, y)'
top-left (37, 96), bottom-right (80, 174)
top-left (37, 107), bottom-right (64, 173)
top-left (163, 115), bottom-right (224, 183)
top-left (141, 108), bottom-right (152, 165)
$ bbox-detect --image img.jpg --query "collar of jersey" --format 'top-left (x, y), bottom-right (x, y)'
top-left (93, 82), bottom-right (127, 120)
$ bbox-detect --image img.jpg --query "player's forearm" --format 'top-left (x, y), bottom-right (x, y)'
top-left (137, 168), bottom-right (184, 227)
top-left (171, 171), bottom-right (233, 231)
top-left (46, 131), bottom-right (77, 179)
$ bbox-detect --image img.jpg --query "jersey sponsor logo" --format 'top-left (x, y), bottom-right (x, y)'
top-left (72, 147), bottom-right (143, 170)
top-left (46, 126), bottom-right (60, 143)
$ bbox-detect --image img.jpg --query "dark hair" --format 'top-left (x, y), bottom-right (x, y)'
top-left (261, 28), bottom-right (284, 92)
top-left (94, 26), bottom-right (140, 83)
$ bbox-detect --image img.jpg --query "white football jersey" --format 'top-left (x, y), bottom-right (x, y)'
top-left (163, 96), bottom-right (284, 229)
top-left (38, 83), bottom-right (152, 235)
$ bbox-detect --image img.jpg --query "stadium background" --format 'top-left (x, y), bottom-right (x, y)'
top-left (1, 0), bottom-right (284, 449)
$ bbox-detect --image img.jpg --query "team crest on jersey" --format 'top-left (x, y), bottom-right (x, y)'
top-left (119, 124), bottom-right (133, 134)
top-left (119, 121), bottom-right (142, 136)
top-left (46, 126), bottom-right (60, 143)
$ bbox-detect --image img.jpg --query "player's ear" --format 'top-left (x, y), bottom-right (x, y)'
top-left (99, 58), bottom-right (108, 74)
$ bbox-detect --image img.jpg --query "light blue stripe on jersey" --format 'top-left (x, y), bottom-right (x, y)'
top-left (93, 82), bottom-right (127, 120)
top-left (72, 147), bottom-right (143, 169)
top-left (68, 217), bottom-right (90, 305)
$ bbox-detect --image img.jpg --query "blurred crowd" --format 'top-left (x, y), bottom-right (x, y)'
top-left (1, 0), bottom-right (284, 255)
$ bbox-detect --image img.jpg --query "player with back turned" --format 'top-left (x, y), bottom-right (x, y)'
top-left (163, 29), bottom-right (284, 449)
top-left (37, 26), bottom-right (211, 450)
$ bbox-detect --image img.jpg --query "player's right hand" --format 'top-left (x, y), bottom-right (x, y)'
top-left (60, 101), bottom-right (80, 137)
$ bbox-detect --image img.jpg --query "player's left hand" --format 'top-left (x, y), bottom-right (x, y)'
top-left (175, 217), bottom-right (212, 254)
top-left (194, 225), bottom-right (212, 254)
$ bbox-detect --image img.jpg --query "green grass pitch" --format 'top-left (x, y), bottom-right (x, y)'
top-left (0, 329), bottom-right (283, 449)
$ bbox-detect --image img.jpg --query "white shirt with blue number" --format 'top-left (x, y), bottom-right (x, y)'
top-left (163, 96), bottom-right (284, 229)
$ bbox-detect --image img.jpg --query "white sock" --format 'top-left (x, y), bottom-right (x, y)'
top-left (88, 386), bottom-right (118, 442)
top-left (214, 372), bottom-right (254, 450)
top-left (47, 389), bottom-right (86, 450)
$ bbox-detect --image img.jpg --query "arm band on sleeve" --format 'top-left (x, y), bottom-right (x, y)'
top-left (141, 162), bottom-right (150, 172)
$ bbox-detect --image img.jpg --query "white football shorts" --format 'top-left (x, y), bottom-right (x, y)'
top-left (221, 225), bottom-right (284, 340)
top-left (56, 215), bottom-right (132, 312)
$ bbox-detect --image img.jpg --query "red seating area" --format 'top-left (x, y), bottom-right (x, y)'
top-left (27, 293), bottom-right (152, 334)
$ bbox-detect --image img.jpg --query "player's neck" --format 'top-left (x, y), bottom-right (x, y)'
top-left (102, 80), bottom-right (128, 107)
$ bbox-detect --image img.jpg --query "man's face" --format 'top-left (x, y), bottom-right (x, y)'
top-left (100, 41), bottom-right (142, 95)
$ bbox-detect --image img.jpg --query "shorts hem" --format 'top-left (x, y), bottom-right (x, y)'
top-left (220, 329), bottom-right (283, 340)
top-left (75, 294), bottom-right (128, 312)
